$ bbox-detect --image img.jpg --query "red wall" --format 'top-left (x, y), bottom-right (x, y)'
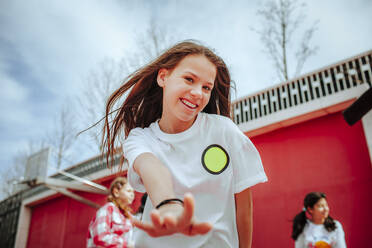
top-left (251, 111), bottom-right (372, 247)
top-left (26, 176), bottom-right (142, 248)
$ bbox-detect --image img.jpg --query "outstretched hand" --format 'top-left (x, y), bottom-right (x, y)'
top-left (131, 193), bottom-right (212, 237)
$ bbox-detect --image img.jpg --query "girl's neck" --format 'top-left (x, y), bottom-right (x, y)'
top-left (158, 115), bottom-right (198, 134)
top-left (310, 218), bottom-right (325, 225)
top-left (114, 200), bottom-right (131, 217)
top-left (114, 199), bottom-right (127, 211)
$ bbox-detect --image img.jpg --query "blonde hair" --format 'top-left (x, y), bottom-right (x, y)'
top-left (107, 177), bottom-right (132, 218)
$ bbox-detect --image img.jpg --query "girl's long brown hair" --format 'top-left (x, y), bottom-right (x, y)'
top-left (102, 40), bottom-right (234, 167)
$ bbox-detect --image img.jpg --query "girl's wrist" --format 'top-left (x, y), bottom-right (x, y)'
top-left (157, 201), bottom-right (184, 217)
top-left (156, 198), bottom-right (184, 209)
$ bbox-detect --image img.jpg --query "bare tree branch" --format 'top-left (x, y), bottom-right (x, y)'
top-left (77, 58), bottom-right (127, 152)
top-left (46, 103), bottom-right (77, 169)
top-left (294, 21), bottom-right (319, 76)
top-left (253, 0), bottom-right (318, 82)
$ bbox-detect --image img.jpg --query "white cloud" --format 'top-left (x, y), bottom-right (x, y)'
top-left (302, 0), bottom-right (372, 73)
top-left (0, 0), bottom-right (140, 97)
top-left (0, 74), bottom-right (29, 103)
top-left (0, 71), bottom-right (35, 129)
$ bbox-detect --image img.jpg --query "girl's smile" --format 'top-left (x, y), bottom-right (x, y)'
top-left (180, 98), bottom-right (198, 109)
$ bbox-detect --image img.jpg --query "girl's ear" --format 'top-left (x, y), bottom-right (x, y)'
top-left (112, 187), bottom-right (119, 198)
top-left (157, 68), bottom-right (168, 87)
top-left (307, 207), bottom-right (313, 215)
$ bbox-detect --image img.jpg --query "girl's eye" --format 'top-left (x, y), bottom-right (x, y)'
top-left (203, 86), bottom-right (212, 91)
top-left (185, 77), bottom-right (194, 83)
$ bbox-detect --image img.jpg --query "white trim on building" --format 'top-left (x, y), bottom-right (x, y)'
top-left (232, 50), bottom-right (372, 137)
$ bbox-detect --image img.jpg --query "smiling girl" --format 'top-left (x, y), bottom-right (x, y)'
top-left (292, 192), bottom-right (347, 248)
top-left (102, 40), bottom-right (267, 248)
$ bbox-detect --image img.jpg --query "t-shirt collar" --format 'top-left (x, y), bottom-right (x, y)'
top-left (150, 113), bottom-right (204, 142)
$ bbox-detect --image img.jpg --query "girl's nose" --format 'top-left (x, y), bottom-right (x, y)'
top-left (190, 85), bottom-right (202, 98)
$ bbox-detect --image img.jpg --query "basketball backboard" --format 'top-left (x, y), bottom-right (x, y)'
top-left (24, 147), bottom-right (50, 182)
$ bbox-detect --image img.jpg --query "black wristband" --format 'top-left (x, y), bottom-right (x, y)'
top-left (155, 198), bottom-right (184, 209)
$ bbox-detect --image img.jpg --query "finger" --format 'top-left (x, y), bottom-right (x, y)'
top-left (163, 214), bottom-right (177, 229)
top-left (131, 217), bottom-right (140, 226)
top-left (189, 222), bottom-right (212, 236)
top-left (132, 219), bottom-right (155, 233)
top-left (178, 193), bottom-right (194, 226)
top-left (132, 220), bottom-right (160, 237)
top-left (181, 222), bottom-right (212, 236)
top-left (150, 210), bottom-right (164, 229)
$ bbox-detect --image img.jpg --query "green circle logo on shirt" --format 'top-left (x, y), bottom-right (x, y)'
top-left (201, 144), bottom-right (229, 175)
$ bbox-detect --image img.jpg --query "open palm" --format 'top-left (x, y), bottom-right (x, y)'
top-left (132, 193), bottom-right (212, 237)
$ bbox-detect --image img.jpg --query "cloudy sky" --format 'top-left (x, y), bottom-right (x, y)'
top-left (0, 0), bottom-right (371, 193)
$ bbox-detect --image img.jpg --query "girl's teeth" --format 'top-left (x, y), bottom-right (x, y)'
top-left (182, 100), bottom-right (196, 108)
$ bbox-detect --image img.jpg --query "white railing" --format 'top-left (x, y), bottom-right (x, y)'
top-left (233, 50), bottom-right (372, 127)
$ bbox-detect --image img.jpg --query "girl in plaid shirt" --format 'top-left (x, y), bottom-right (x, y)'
top-left (87, 177), bottom-right (135, 248)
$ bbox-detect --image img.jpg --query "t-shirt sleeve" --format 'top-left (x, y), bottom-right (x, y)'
top-left (294, 232), bottom-right (305, 248)
top-left (123, 128), bottom-right (153, 193)
top-left (226, 119), bottom-right (268, 193)
top-left (335, 221), bottom-right (347, 248)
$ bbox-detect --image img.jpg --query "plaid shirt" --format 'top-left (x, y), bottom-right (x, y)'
top-left (87, 202), bottom-right (132, 248)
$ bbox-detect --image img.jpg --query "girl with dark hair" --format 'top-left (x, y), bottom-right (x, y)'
top-left (102, 40), bottom-right (267, 247)
top-left (87, 177), bottom-right (135, 248)
top-left (292, 192), bottom-right (346, 248)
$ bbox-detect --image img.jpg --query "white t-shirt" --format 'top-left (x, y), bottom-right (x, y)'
top-left (124, 112), bottom-right (268, 248)
top-left (295, 220), bottom-right (347, 248)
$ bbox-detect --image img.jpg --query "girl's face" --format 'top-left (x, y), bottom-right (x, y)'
top-left (308, 198), bottom-right (329, 224)
top-left (157, 54), bottom-right (217, 133)
top-left (114, 183), bottom-right (135, 205)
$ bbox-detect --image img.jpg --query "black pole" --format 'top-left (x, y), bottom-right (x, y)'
top-left (343, 87), bottom-right (372, 126)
